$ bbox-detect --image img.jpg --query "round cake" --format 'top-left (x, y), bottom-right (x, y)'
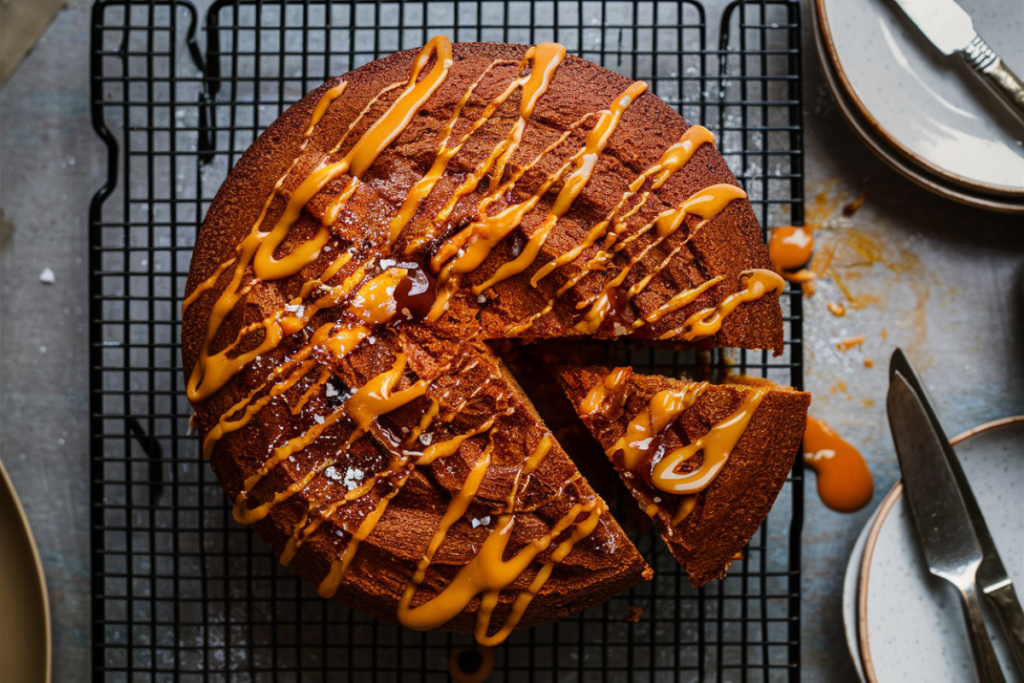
top-left (182, 37), bottom-right (799, 645)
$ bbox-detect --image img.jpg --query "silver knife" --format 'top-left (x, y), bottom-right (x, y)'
top-left (891, 0), bottom-right (1024, 124)
top-left (888, 370), bottom-right (1006, 683)
top-left (891, 348), bottom-right (1024, 676)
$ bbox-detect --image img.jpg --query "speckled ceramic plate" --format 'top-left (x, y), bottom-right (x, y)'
top-left (817, 0), bottom-right (1024, 197)
top-left (842, 504), bottom-right (880, 683)
top-left (811, 4), bottom-right (1024, 215)
top-left (0, 461), bottom-right (51, 683)
top-left (858, 417), bottom-right (1024, 683)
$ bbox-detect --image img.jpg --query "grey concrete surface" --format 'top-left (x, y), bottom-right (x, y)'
top-left (1, 1), bottom-right (1022, 681)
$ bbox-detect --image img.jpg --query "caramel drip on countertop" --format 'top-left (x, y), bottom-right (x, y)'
top-left (432, 81), bottom-right (647, 292)
top-left (305, 82), bottom-right (349, 136)
top-left (650, 386), bottom-right (768, 495)
top-left (609, 381), bottom-right (708, 470)
top-left (803, 416), bottom-right (873, 512)
top-left (658, 269), bottom-right (784, 341)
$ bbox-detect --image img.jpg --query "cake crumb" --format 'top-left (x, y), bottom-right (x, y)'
top-left (826, 302), bottom-right (845, 317)
top-left (863, 358), bottom-right (874, 368)
top-left (836, 335), bottom-right (865, 351)
top-left (626, 606), bottom-right (642, 622)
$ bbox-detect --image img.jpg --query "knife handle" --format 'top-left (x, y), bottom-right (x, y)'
top-left (959, 581), bottom-right (1007, 683)
top-left (985, 583), bottom-right (1024, 677)
top-left (961, 35), bottom-right (1024, 124)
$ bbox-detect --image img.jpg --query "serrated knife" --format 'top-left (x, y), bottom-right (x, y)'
top-left (888, 369), bottom-right (1005, 682)
top-left (891, 348), bottom-right (1024, 677)
top-left (891, 0), bottom-right (1024, 123)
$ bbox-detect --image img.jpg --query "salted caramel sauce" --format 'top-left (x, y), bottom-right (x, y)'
top-left (650, 386), bottom-right (768, 495)
top-left (202, 356), bottom-right (316, 459)
top-left (396, 498), bottom-right (602, 640)
top-left (473, 498), bottom-right (605, 646)
top-left (402, 431), bottom-right (496, 597)
top-left (189, 40), bottom-right (455, 403)
top-left (403, 396), bottom-right (440, 447)
top-left (803, 416), bottom-right (873, 512)
top-left (304, 82), bottom-right (349, 136)
top-left (566, 183), bottom-right (744, 334)
top-left (631, 276), bottom-right (724, 329)
top-left (657, 269), bottom-right (784, 341)
top-left (255, 37), bottom-right (454, 281)
top-left (408, 44), bottom-right (569, 257)
top-left (187, 261), bottom-right (385, 403)
top-left (386, 59), bottom-right (516, 245)
top-left (415, 418), bottom-right (496, 466)
top-left (345, 352), bottom-right (430, 435)
top-left (504, 434), bottom-right (553, 511)
top-left (290, 366), bottom-right (332, 415)
top-left (469, 81), bottom-right (650, 294)
top-left (768, 225), bottom-right (816, 284)
top-left (671, 494), bottom-right (698, 526)
top-left (608, 382), bottom-right (708, 470)
top-left (431, 81), bottom-right (646, 291)
top-left (394, 44), bottom-right (567, 249)
top-left (319, 466), bottom-right (413, 598)
top-left (580, 366), bottom-right (632, 420)
top-left (530, 125), bottom-right (716, 290)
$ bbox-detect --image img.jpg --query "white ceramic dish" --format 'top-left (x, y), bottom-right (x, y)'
top-left (818, 0), bottom-right (1024, 196)
top-left (842, 504), bottom-right (880, 683)
top-left (811, 5), bottom-right (1024, 215)
top-left (858, 417), bottom-right (1024, 683)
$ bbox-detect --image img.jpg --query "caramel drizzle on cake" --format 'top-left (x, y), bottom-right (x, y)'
top-left (588, 368), bottom-right (770, 524)
top-left (185, 37), bottom-right (787, 645)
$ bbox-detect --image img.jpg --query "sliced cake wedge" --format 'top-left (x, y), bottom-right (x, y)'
top-left (557, 366), bottom-right (810, 586)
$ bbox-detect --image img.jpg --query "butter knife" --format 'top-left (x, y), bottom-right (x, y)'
top-left (891, 349), bottom-right (1024, 676)
top-left (888, 370), bottom-right (1005, 683)
top-left (890, 0), bottom-right (1024, 124)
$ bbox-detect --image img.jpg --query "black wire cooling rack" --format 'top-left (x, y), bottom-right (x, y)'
top-left (88, 1), bottom-right (805, 680)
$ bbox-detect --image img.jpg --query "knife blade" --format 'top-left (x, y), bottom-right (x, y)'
top-left (891, 348), bottom-right (1024, 676)
top-left (888, 370), bottom-right (1005, 683)
top-left (891, 0), bottom-right (1024, 122)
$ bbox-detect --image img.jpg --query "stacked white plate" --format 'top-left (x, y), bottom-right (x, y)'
top-left (812, 0), bottom-right (1024, 213)
top-left (842, 417), bottom-right (1024, 682)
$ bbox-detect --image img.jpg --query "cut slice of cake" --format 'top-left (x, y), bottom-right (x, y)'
top-left (557, 365), bottom-right (810, 586)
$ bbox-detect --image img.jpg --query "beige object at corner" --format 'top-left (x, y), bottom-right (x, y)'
top-left (1, 0), bottom-right (65, 85)
top-left (0, 461), bottom-right (51, 683)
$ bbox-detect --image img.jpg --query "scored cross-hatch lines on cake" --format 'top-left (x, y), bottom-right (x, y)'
top-left (182, 36), bottom-right (796, 646)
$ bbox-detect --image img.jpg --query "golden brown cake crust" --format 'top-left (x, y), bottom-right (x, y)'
top-left (557, 366), bottom-right (810, 586)
top-left (181, 40), bottom-right (788, 636)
